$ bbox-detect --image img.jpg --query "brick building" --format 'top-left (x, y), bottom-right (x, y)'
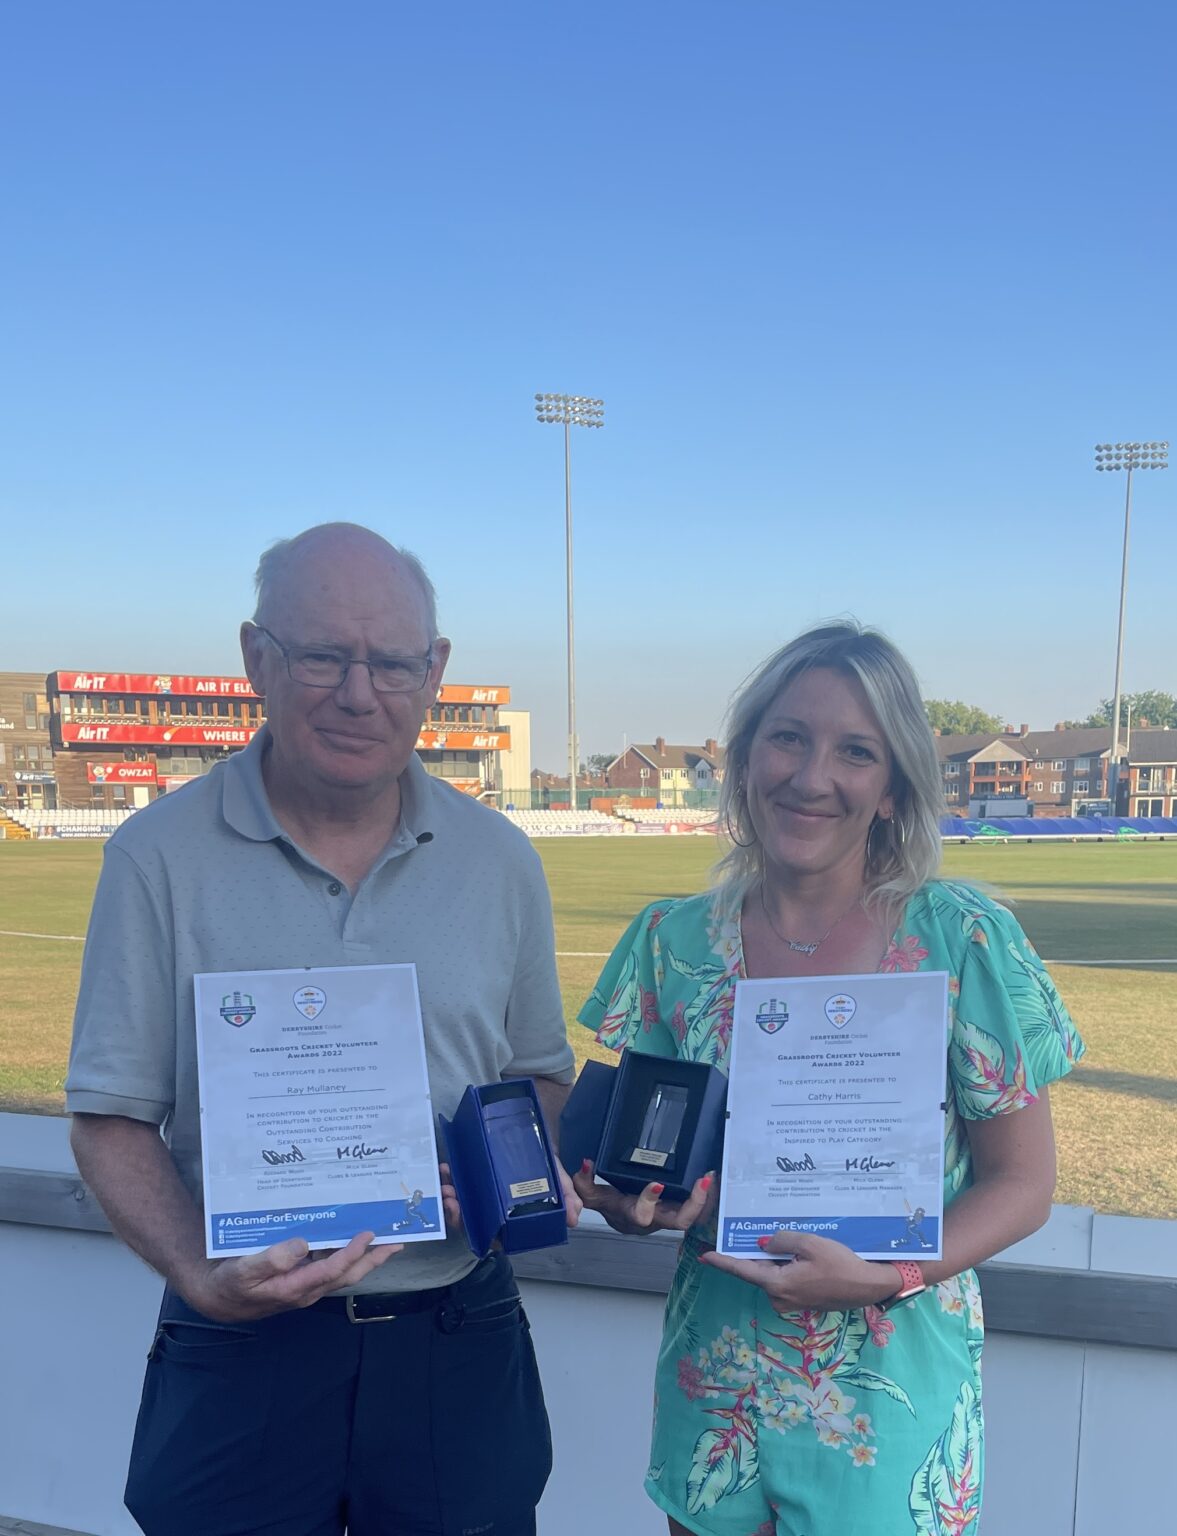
top-left (606, 737), bottom-right (724, 807)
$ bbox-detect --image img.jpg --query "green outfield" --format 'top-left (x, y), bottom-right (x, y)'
top-left (2, 837), bottom-right (1175, 1218)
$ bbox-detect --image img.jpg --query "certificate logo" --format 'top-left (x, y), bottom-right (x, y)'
top-left (824, 994), bottom-right (856, 1029)
top-left (294, 986), bottom-right (327, 1019)
top-left (219, 991), bottom-right (256, 1027)
top-left (756, 997), bottom-right (789, 1034)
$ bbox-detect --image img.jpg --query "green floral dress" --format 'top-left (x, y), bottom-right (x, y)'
top-left (578, 880), bottom-right (1084, 1536)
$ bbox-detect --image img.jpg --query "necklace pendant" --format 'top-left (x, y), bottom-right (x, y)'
top-left (787, 939), bottom-right (819, 956)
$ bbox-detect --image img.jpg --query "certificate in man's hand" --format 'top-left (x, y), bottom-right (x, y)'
top-left (194, 963), bottom-right (444, 1258)
top-left (718, 972), bottom-right (948, 1261)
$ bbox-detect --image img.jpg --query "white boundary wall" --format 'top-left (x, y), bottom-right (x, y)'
top-left (2, 1112), bottom-right (1175, 1536)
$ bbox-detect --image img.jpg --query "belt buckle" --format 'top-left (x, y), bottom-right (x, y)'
top-left (345, 1294), bottom-right (399, 1325)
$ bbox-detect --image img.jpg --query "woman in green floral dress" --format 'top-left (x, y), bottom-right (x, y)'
top-left (574, 623), bottom-right (1082, 1536)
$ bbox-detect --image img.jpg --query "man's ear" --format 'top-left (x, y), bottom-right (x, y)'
top-left (426, 637), bottom-right (452, 705)
top-left (240, 622), bottom-right (267, 698)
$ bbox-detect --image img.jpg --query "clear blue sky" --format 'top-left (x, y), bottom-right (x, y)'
top-left (2, 2), bottom-right (1173, 770)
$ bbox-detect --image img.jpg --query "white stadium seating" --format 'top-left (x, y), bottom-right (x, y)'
top-left (5, 806), bottom-right (136, 838)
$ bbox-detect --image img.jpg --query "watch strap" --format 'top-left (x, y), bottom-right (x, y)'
top-left (878, 1260), bottom-right (926, 1311)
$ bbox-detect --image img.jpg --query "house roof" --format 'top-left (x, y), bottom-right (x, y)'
top-left (934, 724), bottom-right (1176, 767)
top-left (934, 734), bottom-right (1029, 764)
top-left (609, 742), bottom-right (726, 774)
top-left (1126, 729), bottom-right (1177, 765)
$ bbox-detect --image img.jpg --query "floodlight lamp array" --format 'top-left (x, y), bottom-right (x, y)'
top-left (1094, 441), bottom-right (1169, 471)
top-left (534, 392), bottom-right (605, 427)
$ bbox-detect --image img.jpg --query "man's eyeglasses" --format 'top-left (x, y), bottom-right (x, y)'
top-left (253, 626), bottom-right (434, 694)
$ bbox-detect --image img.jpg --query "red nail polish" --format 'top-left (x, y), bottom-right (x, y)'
top-left (757, 1235), bottom-right (771, 1249)
top-left (700, 1175), bottom-right (713, 1192)
top-left (581, 1159), bottom-right (592, 1173)
top-left (650, 1183), bottom-right (665, 1196)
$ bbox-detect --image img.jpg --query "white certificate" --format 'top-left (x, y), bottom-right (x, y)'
top-left (718, 972), bottom-right (948, 1261)
top-left (194, 963), bottom-right (444, 1258)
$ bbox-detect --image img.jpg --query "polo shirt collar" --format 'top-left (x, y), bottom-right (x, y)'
top-left (221, 724), bottom-right (436, 853)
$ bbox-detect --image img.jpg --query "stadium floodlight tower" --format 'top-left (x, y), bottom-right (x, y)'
top-left (1094, 440), bottom-right (1169, 810)
top-left (534, 393), bottom-right (605, 809)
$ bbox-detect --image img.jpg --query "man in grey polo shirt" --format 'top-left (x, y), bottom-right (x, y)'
top-left (68, 522), bottom-right (578, 1536)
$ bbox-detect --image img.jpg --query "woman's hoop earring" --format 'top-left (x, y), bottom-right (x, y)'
top-left (868, 813), bottom-right (902, 866)
top-left (725, 786), bottom-right (757, 849)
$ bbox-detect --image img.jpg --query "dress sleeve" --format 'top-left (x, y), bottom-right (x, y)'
top-left (577, 901), bottom-right (680, 1060)
top-left (949, 898), bottom-right (1085, 1120)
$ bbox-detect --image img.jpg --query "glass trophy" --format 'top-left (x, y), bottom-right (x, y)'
top-left (482, 1097), bottom-right (560, 1219)
top-left (627, 1082), bottom-right (690, 1169)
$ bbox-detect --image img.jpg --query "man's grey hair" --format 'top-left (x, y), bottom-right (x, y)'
top-left (251, 522), bottom-right (439, 640)
top-left (713, 620), bottom-right (946, 918)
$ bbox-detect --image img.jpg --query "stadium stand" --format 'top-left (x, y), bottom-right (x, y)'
top-left (5, 806), bottom-right (136, 838)
top-left (616, 807), bottom-right (717, 827)
top-left (502, 809), bottom-right (626, 837)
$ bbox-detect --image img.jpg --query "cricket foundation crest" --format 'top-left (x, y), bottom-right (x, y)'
top-left (756, 997), bottom-right (789, 1034)
top-left (294, 986), bottom-right (327, 1019)
top-left (219, 991), bottom-right (256, 1027)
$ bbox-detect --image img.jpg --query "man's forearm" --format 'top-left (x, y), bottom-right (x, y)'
top-left (70, 1113), bottom-right (208, 1300)
top-left (526, 1074), bottom-right (573, 1140)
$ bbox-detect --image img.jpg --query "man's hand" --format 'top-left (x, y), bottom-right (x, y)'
top-left (699, 1229), bottom-right (900, 1313)
top-left (572, 1159), bottom-right (716, 1237)
top-left (183, 1231), bottom-right (401, 1322)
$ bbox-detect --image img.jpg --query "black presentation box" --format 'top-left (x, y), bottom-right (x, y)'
top-left (559, 1050), bottom-right (727, 1204)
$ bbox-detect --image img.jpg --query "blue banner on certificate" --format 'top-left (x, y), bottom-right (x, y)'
top-left (194, 963), bottom-right (444, 1257)
top-left (718, 971), bottom-right (948, 1261)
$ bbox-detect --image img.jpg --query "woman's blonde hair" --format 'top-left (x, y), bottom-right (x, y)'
top-left (714, 621), bottom-right (945, 915)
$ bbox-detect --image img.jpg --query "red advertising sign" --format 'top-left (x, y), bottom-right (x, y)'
top-left (54, 671), bottom-right (259, 699)
top-left (62, 723), bottom-right (260, 748)
top-left (86, 761), bottom-right (158, 784)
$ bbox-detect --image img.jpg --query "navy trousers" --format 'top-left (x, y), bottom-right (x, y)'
top-left (124, 1253), bottom-right (552, 1536)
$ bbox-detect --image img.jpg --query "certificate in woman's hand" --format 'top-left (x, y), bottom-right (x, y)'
top-left (717, 972), bottom-right (948, 1261)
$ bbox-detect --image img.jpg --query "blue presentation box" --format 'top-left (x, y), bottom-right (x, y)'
top-left (559, 1049), bottom-right (728, 1204)
top-left (440, 1079), bottom-right (568, 1258)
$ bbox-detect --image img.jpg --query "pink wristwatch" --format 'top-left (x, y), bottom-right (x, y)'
top-left (878, 1260), bottom-right (926, 1311)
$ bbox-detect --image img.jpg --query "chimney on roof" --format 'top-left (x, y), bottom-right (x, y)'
top-left (1020, 723), bottom-right (1029, 736)
top-left (1003, 724), bottom-right (1016, 735)
top-left (655, 736), bottom-right (666, 757)
top-left (1054, 722), bottom-right (1065, 732)
top-left (704, 737), bottom-right (718, 757)
top-left (932, 727), bottom-right (941, 737)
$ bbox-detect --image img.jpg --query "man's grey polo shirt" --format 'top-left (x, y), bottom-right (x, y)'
top-left (66, 728), bottom-right (575, 1292)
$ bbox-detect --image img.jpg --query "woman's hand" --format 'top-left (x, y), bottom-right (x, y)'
top-left (700, 1228), bottom-right (902, 1313)
top-left (571, 1159), bottom-right (717, 1236)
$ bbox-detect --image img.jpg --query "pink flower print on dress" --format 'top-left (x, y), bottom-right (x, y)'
top-left (676, 1355), bottom-right (708, 1401)
top-left (639, 985), bottom-right (660, 1033)
top-left (864, 1306), bottom-right (896, 1348)
top-left (881, 934), bottom-right (929, 972)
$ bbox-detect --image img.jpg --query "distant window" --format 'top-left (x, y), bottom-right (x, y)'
top-left (1051, 759), bottom-right (1066, 770)
top-left (1074, 779), bottom-right (1089, 794)
top-left (1051, 781), bottom-right (1065, 794)
top-left (945, 763), bottom-right (960, 776)
top-left (1073, 758), bottom-right (1090, 772)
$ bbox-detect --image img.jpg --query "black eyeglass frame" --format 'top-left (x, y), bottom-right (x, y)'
top-left (252, 625), bottom-right (436, 694)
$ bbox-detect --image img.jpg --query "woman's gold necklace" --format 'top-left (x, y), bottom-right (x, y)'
top-left (759, 882), bottom-right (864, 957)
